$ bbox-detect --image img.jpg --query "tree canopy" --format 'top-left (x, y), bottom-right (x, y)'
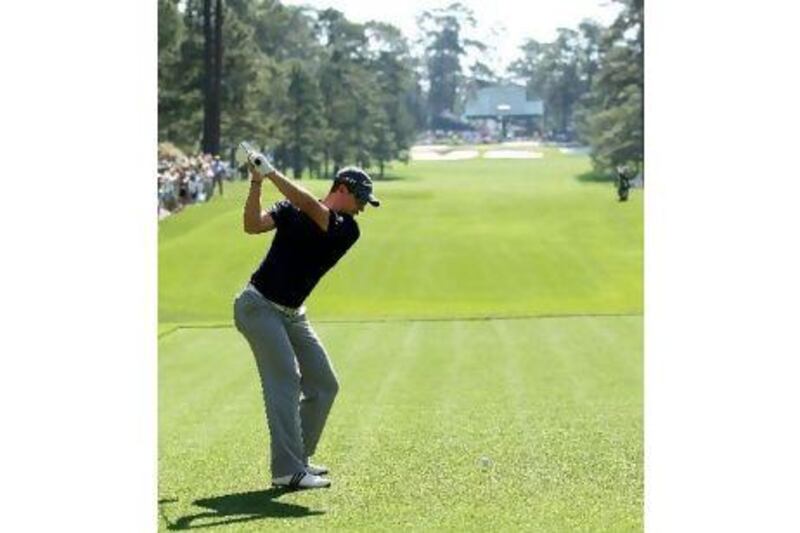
top-left (158, 0), bottom-right (644, 177)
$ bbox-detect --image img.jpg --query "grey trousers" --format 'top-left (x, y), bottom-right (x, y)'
top-left (233, 285), bottom-right (339, 478)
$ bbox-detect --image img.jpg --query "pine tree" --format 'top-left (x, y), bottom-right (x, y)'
top-left (282, 61), bottom-right (325, 178)
top-left (583, 0), bottom-right (644, 172)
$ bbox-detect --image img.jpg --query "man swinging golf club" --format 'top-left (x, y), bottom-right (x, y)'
top-left (233, 143), bottom-right (380, 490)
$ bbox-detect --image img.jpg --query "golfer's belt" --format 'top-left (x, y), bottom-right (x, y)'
top-left (246, 283), bottom-right (305, 317)
top-left (268, 299), bottom-right (305, 317)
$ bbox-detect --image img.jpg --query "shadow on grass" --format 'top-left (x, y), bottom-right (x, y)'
top-left (575, 171), bottom-right (615, 184)
top-left (372, 171), bottom-right (412, 181)
top-left (160, 489), bottom-right (325, 530)
top-left (303, 168), bottom-right (412, 182)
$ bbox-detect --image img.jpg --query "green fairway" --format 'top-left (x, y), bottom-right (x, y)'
top-left (158, 150), bottom-right (643, 530)
top-left (159, 316), bottom-right (642, 531)
top-left (159, 148), bottom-right (642, 323)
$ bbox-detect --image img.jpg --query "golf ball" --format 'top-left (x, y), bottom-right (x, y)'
top-left (479, 456), bottom-right (493, 468)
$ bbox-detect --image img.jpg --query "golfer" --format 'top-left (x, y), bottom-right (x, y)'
top-left (233, 148), bottom-right (380, 490)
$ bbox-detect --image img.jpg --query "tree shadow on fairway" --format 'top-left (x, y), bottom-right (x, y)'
top-left (575, 170), bottom-right (615, 184)
top-left (162, 488), bottom-right (325, 530)
top-left (373, 172), bottom-right (410, 182)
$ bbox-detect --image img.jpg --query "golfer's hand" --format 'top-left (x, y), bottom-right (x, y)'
top-left (249, 166), bottom-right (264, 183)
top-left (247, 150), bottom-right (276, 179)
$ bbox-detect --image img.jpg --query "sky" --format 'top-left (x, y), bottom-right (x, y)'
top-left (281, 0), bottom-right (624, 75)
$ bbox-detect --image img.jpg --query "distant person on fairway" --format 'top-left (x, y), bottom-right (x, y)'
top-left (233, 147), bottom-right (380, 490)
top-left (616, 165), bottom-right (632, 202)
top-left (211, 155), bottom-right (226, 197)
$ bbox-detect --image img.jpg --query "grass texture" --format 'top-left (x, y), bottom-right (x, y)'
top-left (159, 148), bottom-right (642, 323)
top-left (158, 147), bottom-right (643, 531)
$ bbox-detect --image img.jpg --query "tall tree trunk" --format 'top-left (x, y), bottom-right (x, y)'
top-left (292, 121), bottom-right (302, 179)
top-left (211, 0), bottom-right (223, 154)
top-left (292, 141), bottom-right (301, 179)
top-left (202, 0), bottom-right (222, 155)
top-left (202, 0), bottom-right (213, 153)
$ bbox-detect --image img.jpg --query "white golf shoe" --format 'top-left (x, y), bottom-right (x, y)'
top-left (305, 462), bottom-right (329, 476)
top-left (272, 471), bottom-right (331, 490)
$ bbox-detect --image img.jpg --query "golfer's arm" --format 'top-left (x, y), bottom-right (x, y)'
top-left (242, 181), bottom-right (276, 234)
top-left (265, 170), bottom-right (330, 231)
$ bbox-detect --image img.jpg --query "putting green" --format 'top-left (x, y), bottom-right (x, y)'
top-left (159, 315), bottom-right (642, 531)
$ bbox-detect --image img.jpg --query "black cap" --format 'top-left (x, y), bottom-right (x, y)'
top-left (335, 166), bottom-right (381, 207)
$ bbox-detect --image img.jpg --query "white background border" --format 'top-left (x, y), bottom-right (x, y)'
top-left (1, 2), bottom-right (157, 531)
top-left (1, 1), bottom-right (798, 531)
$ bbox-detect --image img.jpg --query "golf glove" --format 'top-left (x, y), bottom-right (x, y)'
top-left (240, 142), bottom-right (275, 178)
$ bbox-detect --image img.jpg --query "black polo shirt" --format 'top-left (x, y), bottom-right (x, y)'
top-left (250, 200), bottom-right (360, 308)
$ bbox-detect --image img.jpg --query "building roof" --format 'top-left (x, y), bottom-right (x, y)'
top-left (464, 85), bottom-right (543, 118)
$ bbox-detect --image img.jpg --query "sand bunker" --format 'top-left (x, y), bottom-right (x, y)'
top-left (411, 149), bottom-right (479, 161)
top-left (411, 144), bottom-right (451, 151)
top-left (484, 150), bottom-right (543, 159)
top-left (559, 146), bottom-right (591, 155)
top-left (500, 141), bottom-right (541, 148)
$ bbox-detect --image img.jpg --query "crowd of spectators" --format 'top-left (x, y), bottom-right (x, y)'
top-left (158, 152), bottom-right (234, 219)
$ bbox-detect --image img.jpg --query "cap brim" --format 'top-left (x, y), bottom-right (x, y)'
top-left (367, 194), bottom-right (381, 207)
